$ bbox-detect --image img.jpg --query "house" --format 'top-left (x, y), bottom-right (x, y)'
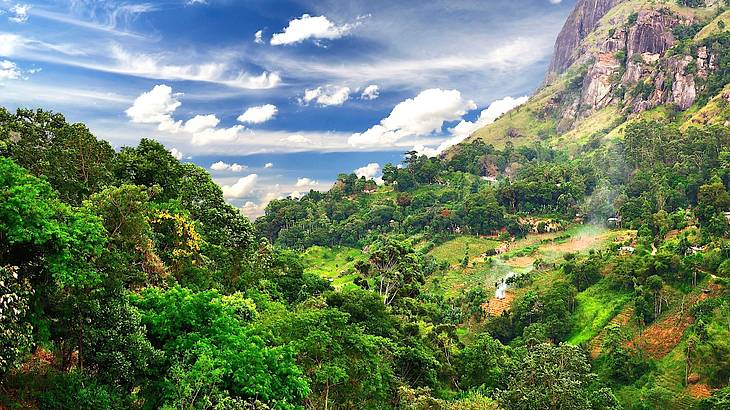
top-left (619, 246), bottom-right (635, 255)
top-left (494, 243), bottom-right (509, 255)
top-left (607, 216), bottom-right (622, 229)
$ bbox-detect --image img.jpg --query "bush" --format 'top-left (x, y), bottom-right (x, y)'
top-left (36, 371), bottom-right (130, 410)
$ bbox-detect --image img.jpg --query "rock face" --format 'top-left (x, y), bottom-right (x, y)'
top-left (543, 0), bottom-right (726, 131)
top-left (547, 0), bottom-right (627, 78)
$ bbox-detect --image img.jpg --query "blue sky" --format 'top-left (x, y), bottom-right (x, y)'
top-left (0, 0), bottom-right (574, 216)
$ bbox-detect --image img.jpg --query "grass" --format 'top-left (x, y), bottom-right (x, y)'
top-left (301, 245), bottom-right (365, 289)
top-left (429, 235), bottom-right (500, 266)
top-left (568, 278), bottom-right (632, 346)
top-left (695, 10), bottom-right (730, 42)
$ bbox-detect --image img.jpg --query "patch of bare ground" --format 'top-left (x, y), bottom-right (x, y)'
top-left (630, 283), bottom-right (722, 359)
top-left (482, 290), bottom-right (516, 317)
top-left (686, 383), bottom-right (713, 399)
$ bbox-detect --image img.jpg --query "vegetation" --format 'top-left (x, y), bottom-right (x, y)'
top-left (2, 2), bottom-right (730, 409)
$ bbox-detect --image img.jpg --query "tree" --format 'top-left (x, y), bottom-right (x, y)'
top-left (133, 286), bottom-right (308, 409)
top-left (274, 307), bottom-right (395, 410)
top-left (0, 108), bottom-right (116, 204)
top-left (114, 139), bottom-right (184, 201)
top-left (0, 266), bottom-right (33, 375)
top-left (358, 239), bottom-right (426, 305)
top-left (496, 343), bottom-right (620, 410)
top-left (458, 333), bottom-right (510, 391)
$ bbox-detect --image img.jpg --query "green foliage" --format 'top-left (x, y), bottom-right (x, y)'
top-left (496, 343), bottom-right (620, 410)
top-left (271, 307), bottom-right (395, 410)
top-left (0, 108), bottom-right (116, 204)
top-left (0, 157), bottom-right (106, 288)
top-left (458, 333), bottom-right (511, 391)
top-left (35, 370), bottom-right (131, 410)
top-left (133, 286), bottom-right (308, 409)
top-left (0, 266), bottom-right (33, 375)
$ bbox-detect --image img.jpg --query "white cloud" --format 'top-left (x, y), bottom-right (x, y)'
top-left (301, 85), bottom-right (350, 106)
top-left (221, 174), bottom-right (258, 198)
top-left (125, 84), bottom-right (182, 132)
top-left (349, 88), bottom-right (476, 147)
top-left (264, 162), bottom-right (273, 168)
top-left (211, 161), bottom-right (230, 171)
top-left (125, 85), bottom-right (247, 146)
top-left (211, 161), bottom-right (247, 172)
top-left (360, 84), bottom-right (379, 100)
top-left (191, 125), bottom-right (245, 145)
top-left (0, 60), bottom-right (21, 80)
top-left (254, 30), bottom-right (263, 44)
top-left (169, 147), bottom-right (183, 160)
top-left (271, 14), bottom-right (353, 45)
top-left (296, 177), bottom-right (319, 187)
top-left (549, 0), bottom-right (562, 4)
top-left (283, 134), bottom-right (312, 144)
top-left (184, 114), bottom-right (219, 133)
top-left (237, 104), bottom-right (277, 124)
top-left (241, 201), bottom-right (259, 217)
top-left (414, 95), bottom-right (529, 157)
top-left (9, 4), bottom-right (30, 23)
top-left (354, 163), bottom-right (380, 179)
top-left (289, 190), bottom-right (303, 199)
top-left (110, 46), bottom-right (280, 90)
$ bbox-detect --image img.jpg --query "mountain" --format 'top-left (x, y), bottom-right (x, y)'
top-left (456, 0), bottom-right (730, 154)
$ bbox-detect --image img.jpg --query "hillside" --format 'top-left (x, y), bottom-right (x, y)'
top-left (458, 0), bottom-right (730, 154)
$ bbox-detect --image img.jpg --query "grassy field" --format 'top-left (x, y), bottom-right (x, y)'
top-left (429, 236), bottom-right (500, 266)
top-left (301, 246), bottom-right (365, 289)
top-left (567, 278), bottom-right (632, 346)
top-left (427, 224), bottom-right (630, 298)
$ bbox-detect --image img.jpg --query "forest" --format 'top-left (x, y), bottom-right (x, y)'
top-left (1, 105), bottom-right (729, 409)
top-left (3, 0), bottom-right (730, 408)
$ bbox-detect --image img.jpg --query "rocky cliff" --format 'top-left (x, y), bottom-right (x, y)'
top-left (458, 0), bottom-right (730, 151)
top-left (547, 0), bottom-right (627, 78)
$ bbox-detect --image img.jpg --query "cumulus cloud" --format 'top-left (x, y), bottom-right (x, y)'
top-left (360, 84), bottom-right (379, 100)
top-left (125, 85), bottom-right (245, 145)
top-left (283, 134), bottom-right (312, 144)
top-left (191, 125), bottom-right (245, 145)
top-left (125, 84), bottom-right (182, 132)
top-left (270, 14), bottom-right (353, 45)
top-left (289, 190), bottom-right (303, 199)
top-left (221, 174), bottom-right (258, 198)
top-left (296, 177), bottom-right (319, 187)
top-left (184, 114), bottom-right (219, 133)
top-left (254, 30), bottom-right (264, 44)
top-left (264, 162), bottom-right (273, 168)
top-left (169, 147), bottom-right (183, 160)
top-left (9, 4), bottom-right (30, 23)
top-left (301, 85), bottom-right (350, 106)
top-left (354, 163), bottom-right (380, 179)
top-left (240, 201), bottom-right (259, 217)
top-left (211, 161), bottom-right (246, 172)
top-left (0, 60), bottom-right (22, 80)
top-left (237, 104), bottom-right (277, 124)
top-left (414, 95), bottom-right (529, 157)
top-left (349, 88), bottom-right (476, 147)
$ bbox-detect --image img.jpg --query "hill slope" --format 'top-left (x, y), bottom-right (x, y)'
top-left (457, 0), bottom-right (730, 153)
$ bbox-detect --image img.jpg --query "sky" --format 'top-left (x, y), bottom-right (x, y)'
top-left (0, 0), bottom-right (575, 217)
